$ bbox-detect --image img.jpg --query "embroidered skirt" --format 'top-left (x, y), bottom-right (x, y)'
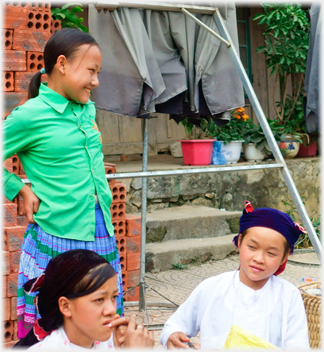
top-left (17, 204), bottom-right (124, 339)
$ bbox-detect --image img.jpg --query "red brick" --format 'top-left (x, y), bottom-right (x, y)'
top-left (10, 297), bottom-right (17, 321)
top-left (12, 155), bottom-right (20, 175)
top-left (10, 251), bottom-right (20, 274)
top-left (3, 320), bottom-right (13, 343)
top-left (2, 72), bottom-right (14, 92)
top-left (17, 215), bottom-right (28, 227)
top-left (2, 195), bottom-right (12, 205)
top-left (5, 226), bottom-right (25, 252)
top-left (125, 215), bottom-right (141, 237)
top-left (121, 271), bottom-right (127, 291)
top-left (14, 71), bottom-right (35, 92)
top-left (51, 19), bottom-right (61, 34)
top-left (126, 236), bottom-right (141, 253)
top-left (110, 202), bottom-right (125, 221)
top-left (13, 320), bottom-right (18, 341)
top-left (3, 50), bottom-right (26, 72)
top-left (3, 29), bottom-right (14, 50)
top-left (126, 252), bottom-right (140, 271)
top-left (104, 162), bottom-right (117, 175)
top-left (119, 255), bottom-right (126, 273)
top-left (27, 10), bottom-right (51, 32)
top-left (7, 274), bottom-right (18, 298)
top-left (116, 237), bottom-right (126, 256)
top-left (112, 219), bottom-right (126, 238)
top-left (3, 276), bottom-right (8, 298)
top-left (126, 269), bottom-right (140, 288)
top-left (3, 157), bottom-right (14, 174)
top-left (3, 298), bottom-right (11, 321)
top-left (12, 29), bottom-right (51, 52)
top-left (3, 203), bottom-right (17, 227)
top-left (28, 2), bottom-right (51, 12)
top-left (3, 4), bottom-right (28, 30)
top-left (110, 182), bottom-right (127, 204)
top-left (27, 51), bottom-right (45, 72)
top-left (124, 286), bottom-right (139, 302)
top-left (3, 251), bottom-right (10, 275)
top-left (3, 92), bottom-right (28, 118)
top-left (3, 340), bottom-right (18, 348)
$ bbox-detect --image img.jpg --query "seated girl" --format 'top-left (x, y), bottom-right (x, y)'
top-left (160, 201), bottom-right (310, 350)
top-left (14, 249), bottom-right (154, 349)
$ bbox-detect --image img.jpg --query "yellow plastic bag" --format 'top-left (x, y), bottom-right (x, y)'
top-left (223, 325), bottom-right (281, 349)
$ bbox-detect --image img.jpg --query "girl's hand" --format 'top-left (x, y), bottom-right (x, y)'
top-left (167, 332), bottom-right (190, 349)
top-left (121, 315), bottom-right (154, 349)
top-left (18, 185), bottom-right (40, 223)
top-left (109, 315), bottom-right (129, 347)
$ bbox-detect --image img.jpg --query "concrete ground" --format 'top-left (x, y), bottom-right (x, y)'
top-left (123, 251), bottom-right (321, 349)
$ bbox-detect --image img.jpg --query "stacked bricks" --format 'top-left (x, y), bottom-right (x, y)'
top-left (2, 2), bottom-right (59, 120)
top-left (2, 3), bottom-right (59, 347)
top-left (3, 155), bottom-right (28, 348)
top-left (104, 164), bottom-right (142, 302)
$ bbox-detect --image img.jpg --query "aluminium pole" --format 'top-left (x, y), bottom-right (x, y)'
top-left (139, 117), bottom-right (149, 320)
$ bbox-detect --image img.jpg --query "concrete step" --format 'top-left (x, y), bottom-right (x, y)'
top-left (136, 205), bottom-right (241, 242)
top-left (145, 234), bottom-right (238, 272)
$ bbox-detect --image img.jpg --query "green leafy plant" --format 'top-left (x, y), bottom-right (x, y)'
top-left (210, 107), bottom-right (250, 144)
top-left (253, 4), bottom-right (310, 138)
top-left (282, 198), bottom-right (321, 249)
top-left (51, 3), bottom-right (88, 32)
top-left (172, 262), bottom-right (187, 270)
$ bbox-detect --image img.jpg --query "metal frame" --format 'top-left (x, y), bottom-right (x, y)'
top-left (21, 1), bottom-right (322, 328)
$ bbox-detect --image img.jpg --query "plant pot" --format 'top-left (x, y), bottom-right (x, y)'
top-left (243, 143), bottom-right (266, 162)
top-left (297, 142), bottom-right (317, 157)
top-left (218, 140), bottom-right (244, 164)
top-left (278, 135), bottom-right (300, 159)
top-left (179, 139), bottom-right (215, 166)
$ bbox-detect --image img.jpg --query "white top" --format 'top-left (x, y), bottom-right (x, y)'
top-left (27, 326), bottom-right (115, 350)
top-left (160, 271), bottom-right (309, 350)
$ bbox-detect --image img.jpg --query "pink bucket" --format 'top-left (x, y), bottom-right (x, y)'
top-left (180, 140), bottom-right (215, 166)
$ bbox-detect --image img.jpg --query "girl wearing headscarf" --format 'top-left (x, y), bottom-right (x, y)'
top-left (13, 249), bottom-right (154, 350)
top-left (160, 201), bottom-right (310, 350)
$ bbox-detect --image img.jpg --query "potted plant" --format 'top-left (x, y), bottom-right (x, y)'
top-left (253, 3), bottom-right (310, 158)
top-left (178, 117), bottom-right (215, 166)
top-left (209, 107), bottom-right (249, 164)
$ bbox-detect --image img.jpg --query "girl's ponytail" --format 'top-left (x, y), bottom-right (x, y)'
top-left (28, 71), bottom-right (43, 99)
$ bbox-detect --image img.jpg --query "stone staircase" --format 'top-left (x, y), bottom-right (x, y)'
top-left (133, 205), bottom-right (241, 272)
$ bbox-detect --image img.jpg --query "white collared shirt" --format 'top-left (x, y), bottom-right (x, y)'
top-left (160, 271), bottom-right (309, 350)
top-left (27, 326), bottom-right (115, 350)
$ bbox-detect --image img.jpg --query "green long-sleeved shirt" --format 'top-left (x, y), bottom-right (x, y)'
top-left (3, 83), bottom-right (114, 240)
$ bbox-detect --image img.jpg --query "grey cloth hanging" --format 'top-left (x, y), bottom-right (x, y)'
top-left (88, 2), bottom-right (244, 118)
top-left (304, 3), bottom-right (321, 133)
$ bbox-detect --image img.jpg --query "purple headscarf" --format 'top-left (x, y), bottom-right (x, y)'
top-left (233, 201), bottom-right (307, 254)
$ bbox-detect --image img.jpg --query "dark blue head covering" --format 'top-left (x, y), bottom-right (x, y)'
top-left (233, 201), bottom-right (307, 254)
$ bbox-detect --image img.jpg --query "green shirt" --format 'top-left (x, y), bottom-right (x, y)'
top-left (3, 83), bottom-right (114, 241)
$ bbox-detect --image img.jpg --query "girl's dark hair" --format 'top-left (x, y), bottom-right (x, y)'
top-left (28, 28), bottom-right (99, 99)
top-left (51, 263), bottom-right (116, 329)
top-left (239, 229), bottom-right (291, 259)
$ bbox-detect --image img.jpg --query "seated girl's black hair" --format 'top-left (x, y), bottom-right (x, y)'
top-left (28, 28), bottom-right (99, 99)
top-left (50, 263), bottom-right (116, 329)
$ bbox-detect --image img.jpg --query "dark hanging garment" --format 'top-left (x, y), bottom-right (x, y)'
top-left (88, 2), bottom-right (244, 119)
top-left (304, 3), bottom-right (321, 133)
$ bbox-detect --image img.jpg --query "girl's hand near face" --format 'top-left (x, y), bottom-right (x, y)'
top-left (120, 315), bottom-right (154, 349)
top-left (19, 185), bottom-right (40, 223)
top-left (110, 315), bottom-right (129, 347)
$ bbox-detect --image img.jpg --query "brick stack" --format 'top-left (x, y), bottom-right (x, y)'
top-left (2, 1), bottom-right (60, 120)
top-left (104, 163), bottom-right (142, 302)
top-left (3, 155), bottom-right (28, 348)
